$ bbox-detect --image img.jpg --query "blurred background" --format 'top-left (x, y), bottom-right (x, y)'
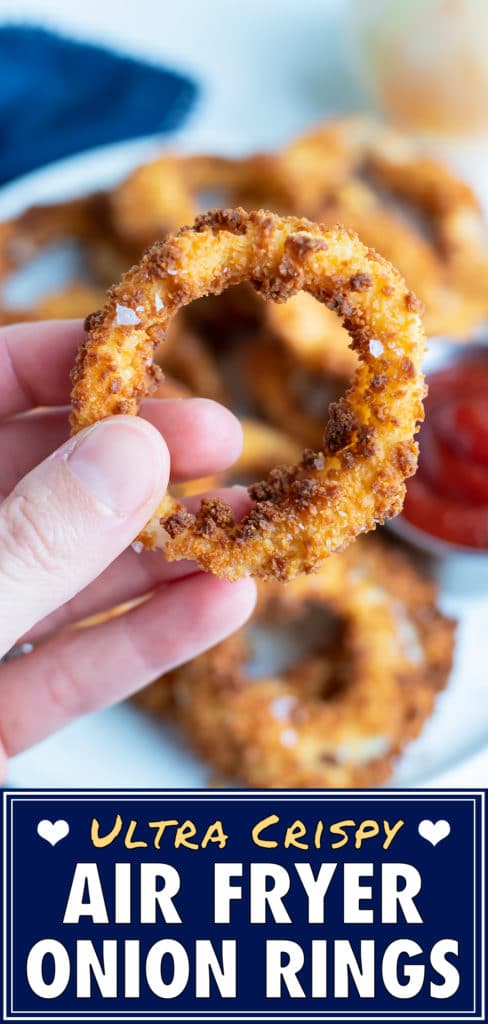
top-left (0, 0), bottom-right (487, 789)
top-left (0, 0), bottom-right (359, 152)
top-left (1, 0), bottom-right (488, 167)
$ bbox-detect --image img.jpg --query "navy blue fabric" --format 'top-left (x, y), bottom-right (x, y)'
top-left (0, 25), bottom-right (198, 184)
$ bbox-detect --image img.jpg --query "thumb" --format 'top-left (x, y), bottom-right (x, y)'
top-left (0, 416), bottom-right (169, 655)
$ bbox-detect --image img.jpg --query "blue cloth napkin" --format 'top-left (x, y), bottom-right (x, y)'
top-left (0, 25), bottom-right (198, 185)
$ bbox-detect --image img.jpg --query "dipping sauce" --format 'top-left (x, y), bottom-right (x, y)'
top-left (403, 359), bottom-right (488, 549)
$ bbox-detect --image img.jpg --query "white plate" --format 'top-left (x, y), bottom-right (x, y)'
top-left (1, 134), bottom-right (488, 790)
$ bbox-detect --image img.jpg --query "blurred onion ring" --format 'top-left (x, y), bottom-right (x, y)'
top-left (282, 117), bottom-right (488, 331)
top-left (137, 537), bottom-right (455, 788)
top-left (70, 208), bottom-right (426, 581)
top-left (0, 194), bottom-right (106, 279)
top-left (110, 152), bottom-right (298, 251)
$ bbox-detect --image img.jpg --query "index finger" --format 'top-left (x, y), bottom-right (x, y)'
top-left (0, 319), bottom-right (85, 418)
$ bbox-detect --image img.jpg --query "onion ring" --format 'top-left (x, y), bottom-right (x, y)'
top-left (367, 139), bottom-right (486, 261)
top-left (110, 152), bottom-right (297, 251)
top-left (282, 117), bottom-right (488, 335)
top-left (263, 290), bottom-right (358, 377)
top-left (70, 208), bottom-right (425, 581)
top-left (317, 179), bottom-right (480, 338)
top-left (158, 319), bottom-right (226, 404)
top-left (0, 283), bottom-right (107, 326)
top-left (0, 193), bottom-right (107, 280)
top-left (242, 332), bottom-right (342, 449)
top-left (366, 139), bottom-right (488, 323)
top-left (137, 536), bottom-right (455, 788)
top-left (281, 115), bottom-right (373, 212)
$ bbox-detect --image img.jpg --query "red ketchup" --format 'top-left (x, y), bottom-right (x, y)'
top-left (403, 359), bottom-right (488, 549)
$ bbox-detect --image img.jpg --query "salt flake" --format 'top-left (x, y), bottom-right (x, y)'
top-left (369, 338), bottom-right (384, 357)
top-left (116, 303), bottom-right (140, 326)
top-left (270, 695), bottom-right (296, 722)
top-left (280, 728), bottom-right (298, 748)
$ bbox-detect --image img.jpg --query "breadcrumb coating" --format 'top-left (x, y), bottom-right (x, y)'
top-left (70, 208), bottom-right (426, 581)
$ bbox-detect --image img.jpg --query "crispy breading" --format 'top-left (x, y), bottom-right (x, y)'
top-left (70, 208), bottom-right (426, 581)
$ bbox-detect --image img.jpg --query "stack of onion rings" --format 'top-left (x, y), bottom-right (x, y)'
top-left (315, 179), bottom-right (479, 338)
top-left (0, 119), bottom-right (471, 789)
top-left (2, 117), bottom-right (487, 342)
top-left (281, 118), bottom-right (488, 336)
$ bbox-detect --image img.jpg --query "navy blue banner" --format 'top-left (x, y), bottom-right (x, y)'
top-left (1, 789), bottom-right (485, 1021)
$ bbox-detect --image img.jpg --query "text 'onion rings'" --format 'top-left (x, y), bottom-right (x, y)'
top-left (71, 208), bottom-right (426, 581)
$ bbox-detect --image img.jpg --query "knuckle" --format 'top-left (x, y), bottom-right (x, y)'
top-left (0, 491), bottom-right (65, 579)
top-left (45, 651), bottom-right (92, 719)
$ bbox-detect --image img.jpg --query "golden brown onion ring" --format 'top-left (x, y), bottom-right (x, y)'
top-left (70, 208), bottom-right (426, 581)
top-left (110, 152), bottom-right (298, 252)
top-left (367, 142), bottom-right (488, 321)
top-left (282, 117), bottom-right (488, 334)
top-left (281, 115), bottom-right (372, 212)
top-left (263, 290), bottom-right (358, 377)
top-left (317, 178), bottom-right (481, 338)
top-left (0, 193), bottom-right (107, 280)
top-left (137, 536), bottom-right (455, 788)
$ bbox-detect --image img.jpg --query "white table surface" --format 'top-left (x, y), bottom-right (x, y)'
top-left (0, 0), bottom-right (487, 788)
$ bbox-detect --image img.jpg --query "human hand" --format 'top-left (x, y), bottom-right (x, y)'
top-left (0, 320), bottom-right (256, 780)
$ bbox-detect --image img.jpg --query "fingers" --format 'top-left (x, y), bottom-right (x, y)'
top-left (0, 398), bottom-right (243, 495)
top-left (0, 320), bottom-right (84, 418)
top-left (0, 314), bottom-right (242, 474)
top-left (142, 398), bottom-right (243, 481)
top-left (0, 416), bottom-right (169, 654)
top-left (0, 409), bottom-right (70, 500)
top-left (0, 574), bottom-right (257, 761)
top-left (21, 487), bottom-right (252, 641)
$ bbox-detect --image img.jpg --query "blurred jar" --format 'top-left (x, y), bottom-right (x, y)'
top-left (347, 0), bottom-right (488, 137)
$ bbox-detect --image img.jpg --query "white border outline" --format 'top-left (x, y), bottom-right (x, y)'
top-left (2, 789), bottom-right (485, 1023)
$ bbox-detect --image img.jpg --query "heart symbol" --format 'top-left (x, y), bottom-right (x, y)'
top-left (37, 819), bottom-right (70, 846)
top-left (418, 819), bottom-right (450, 846)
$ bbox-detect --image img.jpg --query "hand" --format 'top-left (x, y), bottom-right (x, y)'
top-left (0, 320), bottom-right (256, 780)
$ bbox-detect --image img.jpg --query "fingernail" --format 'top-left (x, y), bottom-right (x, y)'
top-left (67, 418), bottom-right (165, 514)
